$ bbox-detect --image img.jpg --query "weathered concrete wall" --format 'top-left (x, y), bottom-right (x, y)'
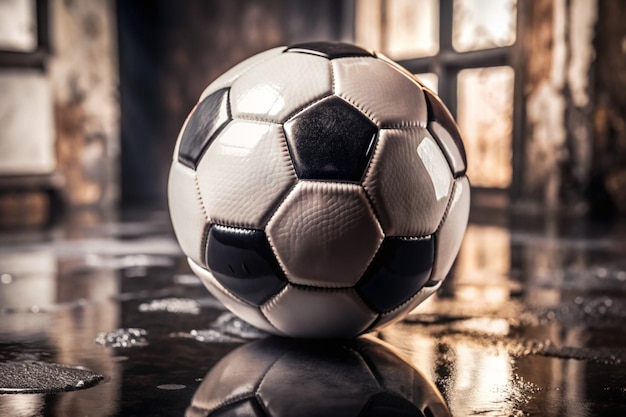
top-left (590, 0), bottom-right (626, 217)
top-left (49, 0), bottom-right (119, 208)
top-left (518, 0), bottom-right (597, 215)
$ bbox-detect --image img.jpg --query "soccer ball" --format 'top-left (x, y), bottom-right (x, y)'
top-left (186, 336), bottom-right (451, 417)
top-left (168, 41), bottom-right (470, 338)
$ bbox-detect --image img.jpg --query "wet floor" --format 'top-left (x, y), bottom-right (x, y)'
top-left (1, 208), bottom-right (626, 416)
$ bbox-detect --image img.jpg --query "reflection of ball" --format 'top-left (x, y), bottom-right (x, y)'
top-left (168, 41), bottom-right (470, 338)
top-left (186, 336), bottom-right (451, 417)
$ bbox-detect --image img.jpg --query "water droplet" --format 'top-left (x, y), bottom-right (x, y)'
top-left (138, 298), bottom-right (200, 315)
top-left (1, 273), bottom-right (13, 284)
top-left (574, 296), bottom-right (584, 305)
top-left (95, 328), bottom-right (148, 348)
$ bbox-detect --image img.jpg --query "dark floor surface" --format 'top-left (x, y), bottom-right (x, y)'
top-left (1, 207), bottom-right (626, 416)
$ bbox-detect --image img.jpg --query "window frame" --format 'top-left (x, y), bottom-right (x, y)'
top-left (352, 0), bottom-right (525, 200)
top-left (0, 0), bottom-right (49, 69)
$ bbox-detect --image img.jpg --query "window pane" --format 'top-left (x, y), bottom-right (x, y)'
top-left (415, 73), bottom-right (438, 93)
top-left (0, 0), bottom-right (37, 52)
top-left (453, 0), bottom-right (516, 52)
top-left (457, 66), bottom-right (514, 188)
top-left (356, 0), bottom-right (438, 58)
top-left (0, 70), bottom-right (55, 175)
top-left (355, 0), bottom-right (383, 51)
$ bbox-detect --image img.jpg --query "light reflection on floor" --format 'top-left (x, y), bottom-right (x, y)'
top-left (1, 209), bottom-right (626, 416)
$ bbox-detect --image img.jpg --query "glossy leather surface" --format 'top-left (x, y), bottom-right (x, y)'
top-left (372, 281), bottom-right (442, 330)
top-left (205, 225), bottom-right (287, 306)
top-left (431, 176), bottom-right (471, 281)
top-left (333, 57), bottom-right (428, 127)
top-left (196, 120), bottom-right (296, 229)
top-left (364, 128), bottom-right (453, 237)
top-left (283, 96), bottom-right (378, 182)
top-left (357, 236), bottom-right (434, 313)
top-left (188, 258), bottom-right (281, 334)
top-left (266, 181), bottom-right (383, 287)
top-left (167, 162), bottom-right (208, 266)
top-left (423, 88), bottom-right (467, 175)
top-left (231, 52), bottom-right (331, 123)
top-left (177, 88), bottom-right (230, 169)
top-left (262, 285), bottom-right (377, 338)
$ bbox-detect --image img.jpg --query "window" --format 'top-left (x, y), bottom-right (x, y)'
top-left (356, 0), bottom-right (518, 191)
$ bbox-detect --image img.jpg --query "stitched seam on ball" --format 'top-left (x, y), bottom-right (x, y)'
top-left (381, 120), bottom-right (427, 129)
top-left (362, 135), bottom-right (386, 229)
top-left (281, 91), bottom-right (335, 124)
top-left (381, 281), bottom-right (439, 316)
top-left (193, 173), bottom-right (210, 264)
top-left (435, 178), bottom-right (458, 235)
top-left (253, 354), bottom-right (284, 396)
top-left (204, 267), bottom-right (283, 334)
top-left (229, 116), bottom-right (277, 124)
top-left (330, 59), bottom-right (336, 94)
top-left (336, 92), bottom-right (378, 125)
top-left (208, 393), bottom-right (257, 414)
top-left (351, 188), bottom-right (386, 285)
top-left (263, 181), bottom-right (299, 281)
top-left (429, 180), bottom-right (458, 280)
top-left (205, 46), bottom-right (288, 102)
top-left (193, 173), bottom-right (209, 223)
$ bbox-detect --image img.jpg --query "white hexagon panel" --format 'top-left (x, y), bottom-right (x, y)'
top-left (266, 181), bottom-right (384, 287)
top-left (262, 285), bottom-right (377, 339)
top-left (196, 120), bottom-right (297, 229)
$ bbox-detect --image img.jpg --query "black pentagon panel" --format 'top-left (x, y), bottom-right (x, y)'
top-left (205, 225), bottom-right (287, 306)
top-left (178, 88), bottom-right (231, 169)
top-left (286, 41), bottom-right (374, 59)
top-left (284, 96), bottom-right (378, 182)
top-left (360, 392), bottom-right (425, 417)
top-left (357, 236), bottom-right (434, 314)
top-left (423, 88), bottom-right (467, 169)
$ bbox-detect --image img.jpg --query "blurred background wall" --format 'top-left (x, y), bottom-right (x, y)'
top-left (0, 0), bottom-right (625, 228)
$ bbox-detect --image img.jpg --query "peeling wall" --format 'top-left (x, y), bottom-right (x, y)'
top-left (519, 0), bottom-right (597, 214)
top-left (49, 0), bottom-right (119, 208)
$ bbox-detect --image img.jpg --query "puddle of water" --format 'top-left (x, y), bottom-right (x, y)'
top-left (187, 336), bottom-right (451, 417)
top-left (170, 312), bottom-right (269, 343)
